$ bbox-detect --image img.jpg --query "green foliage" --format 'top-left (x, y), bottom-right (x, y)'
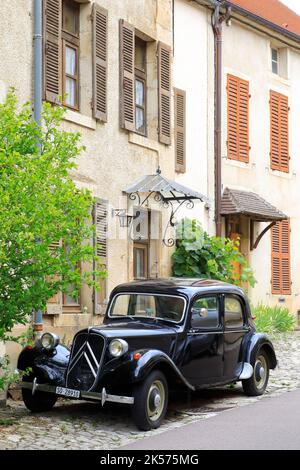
top-left (0, 90), bottom-right (106, 343)
top-left (172, 218), bottom-right (256, 287)
top-left (253, 304), bottom-right (295, 333)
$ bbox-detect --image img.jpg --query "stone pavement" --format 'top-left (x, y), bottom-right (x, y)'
top-left (0, 332), bottom-right (299, 450)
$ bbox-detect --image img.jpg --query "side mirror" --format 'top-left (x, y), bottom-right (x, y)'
top-left (191, 307), bottom-right (208, 318)
top-left (199, 308), bottom-right (208, 318)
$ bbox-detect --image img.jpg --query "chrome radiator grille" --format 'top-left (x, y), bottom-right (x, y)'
top-left (66, 332), bottom-right (105, 391)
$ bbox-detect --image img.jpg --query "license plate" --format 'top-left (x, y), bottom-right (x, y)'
top-left (56, 386), bottom-right (80, 398)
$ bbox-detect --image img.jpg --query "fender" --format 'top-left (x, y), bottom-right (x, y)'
top-left (130, 349), bottom-right (195, 391)
top-left (18, 344), bottom-right (70, 386)
top-left (243, 333), bottom-right (277, 369)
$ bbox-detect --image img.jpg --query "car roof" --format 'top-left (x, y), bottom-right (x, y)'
top-left (110, 278), bottom-right (246, 298)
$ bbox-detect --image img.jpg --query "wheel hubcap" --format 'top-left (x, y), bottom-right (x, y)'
top-left (254, 355), bottom-right (268, 390)
top-left (147, 380), bottom-right (165, 422)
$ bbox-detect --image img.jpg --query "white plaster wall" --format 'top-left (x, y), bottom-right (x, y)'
top-left (222, 19), bottom-right (300, 314)
top-left (173, 0), bottom-right (214, 233)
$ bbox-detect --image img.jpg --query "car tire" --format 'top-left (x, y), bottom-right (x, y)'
top-left (22, 375), bottom-right (57, 412)
top-left (242, 349), bottom-right (270, 396)
top-left (132, 370), bottom-right (168, 431)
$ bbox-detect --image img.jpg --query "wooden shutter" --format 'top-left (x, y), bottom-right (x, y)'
top-left (270, 91), bottom-right (289, 173)
top-left (174, 88), bottom-right (186, 173)
top-left (43, 0), bottom-right (62, 103)
top-left (92, 5), bottom-right (108, 121)
top-left (46, 240), bottom-right (63, 315)
top-left (271, 220), bottom-right (291, 295)
top-left (93, 199), bottom-right (108, 314)
top-left (120, 20), bottom-right (135, 131)
top-left (158, 42), bottom-right (171, 145)
top-left (227, 74), bottom-right (250, 163)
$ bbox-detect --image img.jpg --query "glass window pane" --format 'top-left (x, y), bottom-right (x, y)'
top-left (63, 2), bottom-right (78, 35)
top-left (224, 297), bottom-right (244, 328)
top-left (134, 247), bottom-right (145, 278)
top-left (65, 77), bottom-right (76, 106)
top-left (135, 38), bottom-right (146, 72)
top-left (191, 296), bottom-right (219, 329)
top-left (135, 80), bottom-right (144, 106)
top-left (135, 107), bottom-right (145, 134)
top-left (66, 46), bottom-right (76, 76)
top-left (65, 284), bottom-right (78, 305)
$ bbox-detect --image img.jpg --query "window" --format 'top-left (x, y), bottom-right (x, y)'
top-left (135, 38), bottom-right (147, 135)
top-left (227, 74), bottom-right (250, 163)
top-left (133, 243), bottom-right (148, 279)
top-left (133, 208), bottom-right (149, 279)
top-left (271, 48), bottom-right (279, 74)
top-left (224, 296), bottom-right (244, 329)
top-left (191, 296), bottom-right (219, 329)
top-left (62, 0), bottom-right (80, 109)
top-left (109, 294), bottom-right (185, 323)
top-left (63, 245), bottom-right (81, 312)
top-left (271, 220), bottom-right (291, 295)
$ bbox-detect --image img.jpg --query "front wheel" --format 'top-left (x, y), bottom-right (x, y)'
top-left (132, 370), bottom-right (168, 431)
top-left (242, 350), bottom-right (270, 396)
top-left (22, 375), bottom-right (57, 412)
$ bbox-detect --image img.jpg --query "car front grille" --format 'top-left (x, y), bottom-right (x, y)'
top-left (66, 332), bottom-right (105, 391)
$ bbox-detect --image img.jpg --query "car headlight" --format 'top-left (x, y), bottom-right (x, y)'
top-left (41, 332), bottom-right (60, 350)
top-left (109, 339), bottom-right (128, 357)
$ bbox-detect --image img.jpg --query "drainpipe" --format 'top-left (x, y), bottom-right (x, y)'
top-left (33, 0), bottom-right (43, 337)
top-left (211, 1), bottom-right (231, 237)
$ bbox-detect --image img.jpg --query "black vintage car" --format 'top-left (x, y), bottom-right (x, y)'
top-left (18, 279), bottom-right (277, 431)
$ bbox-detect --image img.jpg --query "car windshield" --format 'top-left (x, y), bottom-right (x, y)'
top-left (109, 293), bottom-right (185, 323)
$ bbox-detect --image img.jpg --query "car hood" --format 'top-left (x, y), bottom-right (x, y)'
top-left (89, 320), bottom-right (177, 338)
top-left (88, 321), bottom-right (179, 357)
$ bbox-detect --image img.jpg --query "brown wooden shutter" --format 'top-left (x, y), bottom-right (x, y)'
top-left (281, 219), bottom-right (291, 295)
top-left (271, 220), bottom-right (291, 295)
top-left (43, 0), bottom-right (62, 103)
top-left (158, 42), bottom-right (171, 145)
top-left (119, 20), bottom-right (135, 131)
top-left (270, 91), bottom-right (289, 173)
top-left (92, 4), bottom-right (108, 121)
top-left (174, 88), bottom-right (186, 173)
top-left (227, 74), bottom-right (250, 162)
top-left (93, 199), bottom-right (108, 314)
top-left (46, 240), bottom-right (63, 315)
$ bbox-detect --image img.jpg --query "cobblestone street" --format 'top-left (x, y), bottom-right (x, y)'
top-left (0, 332), bottom-right (299, 450)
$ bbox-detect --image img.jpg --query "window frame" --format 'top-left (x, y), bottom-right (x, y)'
top-left (223, 294), bottom-right (246, 331)
top-left (189, 294), bottom-right (222, 332)
top-left (134, 37), bottom-right (147, 136)
top-left (133, 242), bottom-right (149, 280)
top-left (271, 47), bottom-right (279, 75)
top-left (62, 0), bottom-right (80, 110)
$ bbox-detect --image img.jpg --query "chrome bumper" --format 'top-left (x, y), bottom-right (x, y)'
top-left (21, 380), bottom-right (134, 406)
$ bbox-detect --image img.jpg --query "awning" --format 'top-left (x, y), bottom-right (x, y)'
top-left (123, 170), bottom-right (207, 203)
top-left (123, 169), bottom-right (207, 247)
top-left (221, 187), bottom-right (287, 222)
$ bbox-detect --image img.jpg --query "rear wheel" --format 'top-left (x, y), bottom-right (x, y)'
top-left (132, 370), bottom-right (168, 431)
top-left (22, 375), bottom-right (57, 412)
top-left (242, 350), bottom-right (269, 396)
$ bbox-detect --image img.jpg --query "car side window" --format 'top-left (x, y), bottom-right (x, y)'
top-left (224, 296), bottom-right (244, 329)
top-left (191, 296), bottom-right (219, 329)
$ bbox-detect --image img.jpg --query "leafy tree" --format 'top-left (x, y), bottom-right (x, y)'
top-left (0, 90), bottom-right (106, 345)
top-left (172, 218), bottom-right (256, 287)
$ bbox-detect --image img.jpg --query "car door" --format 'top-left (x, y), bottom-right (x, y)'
top-left (181, 294), bottom-right (224, 386)
top-left (222, 294), bottom-right (248, 380)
